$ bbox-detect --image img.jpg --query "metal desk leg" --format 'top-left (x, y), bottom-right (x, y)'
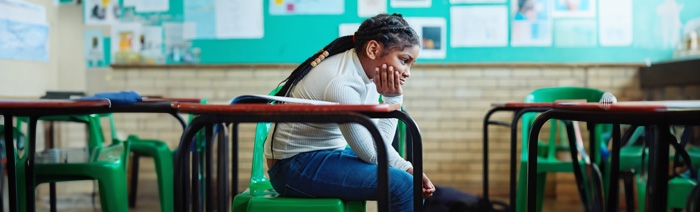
top-left (527, 111), bottom-right (553, 212)
top-left (563, 122), bottom-right (592, 212)
top-left (26, 117), bottom-right (38, 212)
top-left (481, 108), bottom-right (501, 202)
top-left (230, 123), bottom-right (238, 196)
top-left (216, 123), bottom-right (229, 212)
top-left (205, 124), bottom-right (214, 212)
top-left (509, 108), bottom-right (548, 210)
top-left (3, 116), bottom-right (17, 212)
top-left (648, 125), bottom-right (672, 212)
top-left (607, 124), bottom-right (621, 212)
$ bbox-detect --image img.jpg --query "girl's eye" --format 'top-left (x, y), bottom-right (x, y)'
top-left (400, 59), bottom-right (407, 64)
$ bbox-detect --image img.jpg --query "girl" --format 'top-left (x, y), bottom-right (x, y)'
top-left (265, 13), bottom-right (435, 212)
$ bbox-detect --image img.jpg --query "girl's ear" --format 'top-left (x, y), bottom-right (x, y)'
top-left (364, 40), bottom-right (383, 60)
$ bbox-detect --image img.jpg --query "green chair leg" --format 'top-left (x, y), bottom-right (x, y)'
top-left (129, 135), bottom-right (174, 212)
top-left (516, 161), bottom-right (547, 212)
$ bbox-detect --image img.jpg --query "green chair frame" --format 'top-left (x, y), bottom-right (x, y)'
top-left (13, 114), bottom-right (130, 212)
top-left (516, 86), bottom-right (611, 212)
top-left (127, 98), bottom-right (208, 212)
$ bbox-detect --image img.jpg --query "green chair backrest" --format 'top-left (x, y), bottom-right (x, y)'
top-left (521, 86), bottom-right (611, 163)
top-left (248, 87), bottom-right (283, 194)
top-left (14, 114), bottom-right (120, 161)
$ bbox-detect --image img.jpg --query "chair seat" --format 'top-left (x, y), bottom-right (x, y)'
top-left (248, 196), bottom-right (365, 212)
top-left (520, 156), bottom-right (589, 173)
top-left (637, 175), bottom-right (697, 210)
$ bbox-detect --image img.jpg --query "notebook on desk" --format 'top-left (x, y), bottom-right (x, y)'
top-left (230, 94), bottom-right (337, 105)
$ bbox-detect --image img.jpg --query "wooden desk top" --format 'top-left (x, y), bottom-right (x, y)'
top-left (490, 102), bottom-right (555, 108)
top-left (174, 103), bottom-right (402, 114)
top-left (0, 99), bottom-right (111, 109)
top-left (141, 97), bottom-right (203, 103)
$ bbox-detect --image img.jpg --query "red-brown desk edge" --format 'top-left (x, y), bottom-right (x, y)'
top-left (173, 103), bottom-right (402, 114)
top-left (142, 97), bottom-right (203, 103)
top-left (0, 99), bottom-right (111, 108)
top-left (490, 102), bottom-right (554, 108)
top-left (553, 101), bottom-right (700, 112)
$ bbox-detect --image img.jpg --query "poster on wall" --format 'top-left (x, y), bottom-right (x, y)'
top-left (450, 6), bottom-right (508, 47)
top-left (140, 26), bottom-right (165, 64)
top-left (185, 0), bottom-right (263, 39)
top-left (598, 0), bottom-right (632, 46)
top-left (358, 0), bottom-right (386, 17)
top-left (390, 0), bottom-right (431, 8)
top-left (406, 18), bottom-right (446, 59)
top-left (510, 0), bottom-right (552, 46)
top-left (270, 0), bottom-right (344, 15)
top-left (110, 23), bottom-right (142, 64)
top-left (554, 19), bottom-right (597, 47)
top-left (551, 0), bottom-right (596, 17)
top-left (0, 0), bottom-right (49, 62)
top-left (84, 0), bottom-right (120, 25)
top-left (450, 0), bottom-right (506, 3)
top-left (339, 23), bottom-right (361, 37)
top-left (83, 30), bottom-right (106, 67)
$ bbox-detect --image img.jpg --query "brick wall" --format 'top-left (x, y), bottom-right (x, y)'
top-left (95, 64), bottom-right (643, 201)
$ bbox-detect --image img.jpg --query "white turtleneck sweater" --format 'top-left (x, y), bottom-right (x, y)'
top-left (264, 48), bottom-right (412, 171)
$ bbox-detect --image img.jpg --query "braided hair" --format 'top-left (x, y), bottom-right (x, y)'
top-left (275, 13), bottom-right (420, 97)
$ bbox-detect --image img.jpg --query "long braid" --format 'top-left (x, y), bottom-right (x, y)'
top-left (275, 13), bottom-right (420, 97)
top-left (275, 35), bottom-right (354, 96)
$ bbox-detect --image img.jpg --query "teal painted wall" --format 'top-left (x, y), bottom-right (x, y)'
top-left (118, 0), bottom-right (700, 64)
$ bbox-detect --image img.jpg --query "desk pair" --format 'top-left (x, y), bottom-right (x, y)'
top-left (172, 103), bottom-right (424, 212)
top-left (0, 98), bottom-right (191, 212)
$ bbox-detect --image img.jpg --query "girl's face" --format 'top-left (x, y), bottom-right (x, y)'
top-left (368, 44), bottom-right (420, 83)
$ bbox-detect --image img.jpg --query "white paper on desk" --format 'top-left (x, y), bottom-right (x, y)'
top-left (135, 0), bottom-right (169, 13)
top-left (231, 95), bottom-right (338, 105)
top-left (358, 0), bottom-right (386, 17)
top-left (215, 0), bottom-right (263, 39)
top-left (599, 0), bottom-right (632, 46)
top-left (450, 6), bottom-right (508, 47)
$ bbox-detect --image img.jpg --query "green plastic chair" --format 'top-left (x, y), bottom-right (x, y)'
top-left (633, 126), bottom-right (700, 211)
top-left (516, 86), bottom-right (611, 212)
top-left (14, 113), bottom-right (130, 212)
top-left (127, 98), bottom-right (207, 212)
top-left (231, 120), bottom-right (367, 212)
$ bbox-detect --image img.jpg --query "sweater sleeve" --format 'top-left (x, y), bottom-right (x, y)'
top-left (324, 79), bottom-right (413, 171)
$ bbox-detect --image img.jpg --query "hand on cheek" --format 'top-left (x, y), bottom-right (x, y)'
top-left (373, 64), bottom-right (402, 97)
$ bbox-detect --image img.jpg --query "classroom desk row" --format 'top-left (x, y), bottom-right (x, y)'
top-left (0, 98), bottom-right (424, 212)
top-left (483, 100), bottom-right (700, 212)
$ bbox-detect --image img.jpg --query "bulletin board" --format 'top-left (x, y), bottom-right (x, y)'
top-left (111, 0), bottom-right (700, 64)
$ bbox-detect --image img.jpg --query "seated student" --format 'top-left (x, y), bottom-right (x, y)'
top-left (265, 13), bottom-right (435, 212)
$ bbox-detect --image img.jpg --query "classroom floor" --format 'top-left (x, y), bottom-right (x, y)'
top-left (2, 178), bottom-right (585, 212)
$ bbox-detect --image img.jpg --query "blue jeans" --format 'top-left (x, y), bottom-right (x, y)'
top-left (268, 148), bottom-right (414, 212)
